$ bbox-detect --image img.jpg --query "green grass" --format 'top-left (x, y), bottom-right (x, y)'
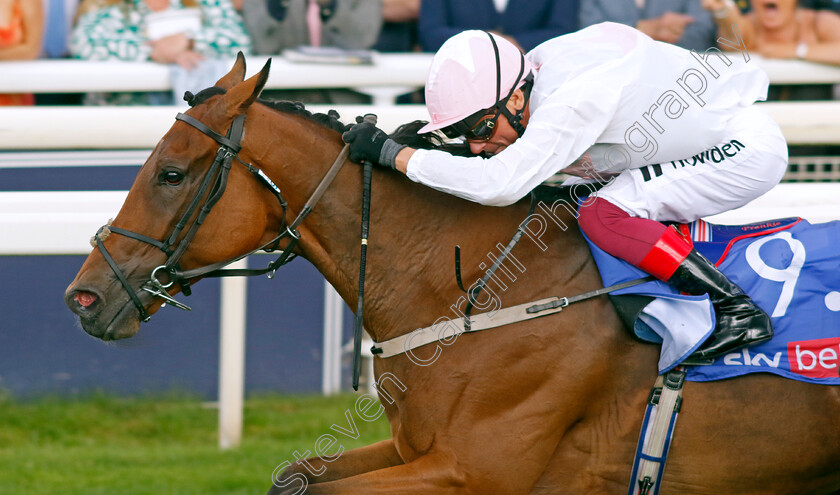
top-left (0, 392), bottom-right (391, 494)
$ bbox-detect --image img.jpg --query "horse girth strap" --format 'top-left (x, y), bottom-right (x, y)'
top-left (370, 277), bottom-right (654, 358)
top-left (459, 192), bottom-right (539, 330)
top-left (630, 367), bottom-right (686, 495)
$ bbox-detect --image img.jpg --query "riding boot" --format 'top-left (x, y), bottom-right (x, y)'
top-left (638, 226), bottom-right (773, 360)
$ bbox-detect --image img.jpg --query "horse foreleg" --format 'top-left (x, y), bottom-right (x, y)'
top-left (271, 453), bottom-right (468, 495)
top-left (267, 439), bottom-right (404, 494)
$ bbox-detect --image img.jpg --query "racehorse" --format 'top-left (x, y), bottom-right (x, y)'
top-left (64, 55), bottom-right (840, 494)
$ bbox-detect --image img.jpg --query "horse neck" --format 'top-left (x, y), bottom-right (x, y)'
top-left (241, 106), bottom-right (380, 296)
top-left (247, 109), bottom-right (601, 344)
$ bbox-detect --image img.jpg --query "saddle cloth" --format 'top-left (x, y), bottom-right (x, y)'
top-left (585, 217), bottom-right (840, 384)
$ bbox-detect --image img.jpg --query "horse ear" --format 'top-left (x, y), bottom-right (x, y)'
top-left (224, 58), bottom-right (271, 117)
top-left (215, 52), bottom-right (247, 89)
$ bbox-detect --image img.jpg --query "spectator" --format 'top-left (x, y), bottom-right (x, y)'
top-left (237, 0), bottom-right (381, 54)
top-left (235, 0), bottom-right (381, 103)
top-left (418, 0), bottom-right (579, 53)
top-left (579, 0), bottom-right (717, 52)
top-left (1, 0), bottom-right (44, 60)
top-left (373, 0), bottom-right (421, 103)
top-left (70, 0), bottom-right (251, 105)
top-left (373, 0), bottom-right (419, 52)
top-left (33, 0), bottom-right (81, 104)
top-left (702, 0), bottom-right (840, 65)
top-left (0, 0), bottom-right (43, 105)
top-left (41, 0), bottom-right (78, 58)
top-left (801, 0), bottom-right (840, 13)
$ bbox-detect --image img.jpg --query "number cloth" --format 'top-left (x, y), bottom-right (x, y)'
top-left (587, 216), bottom-right (840, 384)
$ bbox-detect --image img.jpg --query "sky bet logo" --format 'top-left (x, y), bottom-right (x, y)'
top-left (788, 337), bottom-right (840, 379)
top-left (723, 348), bottom-right (781, 367)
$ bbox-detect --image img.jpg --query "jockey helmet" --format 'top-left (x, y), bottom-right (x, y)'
top-left (418, 30), bottom-right (536, 136)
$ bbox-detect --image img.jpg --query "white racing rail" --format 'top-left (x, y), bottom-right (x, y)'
top-left (1, 55), bottom-right (839, 94)
top-left (0, 104), bottom-right (431, 150)
top-left (0, 54), bottom-right (436, 105)
top-left (1, 102), bottom-right (838, 150)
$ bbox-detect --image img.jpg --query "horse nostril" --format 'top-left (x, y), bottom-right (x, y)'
top-left (65, 287), bottom-right (104, 318)
top-left (74, 291), bottom-right (99, 308)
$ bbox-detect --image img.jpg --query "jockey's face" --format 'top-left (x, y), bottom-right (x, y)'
top-left (468, 88), bottom-right (530, 156)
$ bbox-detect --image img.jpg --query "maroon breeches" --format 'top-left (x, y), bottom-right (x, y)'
top-left (577, 197), bottom-right (667, 267)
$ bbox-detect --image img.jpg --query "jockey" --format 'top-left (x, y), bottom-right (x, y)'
top-left (342, 22), bottom-right (788, 360)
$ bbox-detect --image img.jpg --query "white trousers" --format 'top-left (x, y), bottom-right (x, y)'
top-left (597, 106), bottom-right (788, 224)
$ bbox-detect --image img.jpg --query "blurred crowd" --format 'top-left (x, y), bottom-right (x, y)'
top-left (1, 0), bottom-right (840, 105)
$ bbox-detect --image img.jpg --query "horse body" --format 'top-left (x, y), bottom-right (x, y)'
top-left (64, 56), bottom-right (840, 494)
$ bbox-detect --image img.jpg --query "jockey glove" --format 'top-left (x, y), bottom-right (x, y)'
top-left (343, 122), bottom-right (406, 169)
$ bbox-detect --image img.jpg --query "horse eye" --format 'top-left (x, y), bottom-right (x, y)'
top-left (160, 170), bottom-right (184, 185)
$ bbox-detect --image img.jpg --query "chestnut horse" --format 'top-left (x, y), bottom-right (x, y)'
top-left (65, 56), bottom-right (840, 494)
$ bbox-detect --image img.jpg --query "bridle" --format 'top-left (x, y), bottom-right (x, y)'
top-left (94, 110), bottom-right (348, 322)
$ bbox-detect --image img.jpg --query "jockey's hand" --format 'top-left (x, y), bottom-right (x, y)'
top-left (342, 121), bottom-right (406, 169)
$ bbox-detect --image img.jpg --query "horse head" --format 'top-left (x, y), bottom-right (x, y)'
top-left (64, 54), bottom-right (311, 340)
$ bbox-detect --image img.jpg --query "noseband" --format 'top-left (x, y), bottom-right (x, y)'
top-left (94, 111), bottom-right (348, 322)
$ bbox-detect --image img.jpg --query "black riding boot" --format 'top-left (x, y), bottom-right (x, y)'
top-left (668, 249), bottom-right (774, 360)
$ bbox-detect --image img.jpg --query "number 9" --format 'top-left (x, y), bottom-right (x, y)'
top-left (744, 231), bottom-right (806, 318)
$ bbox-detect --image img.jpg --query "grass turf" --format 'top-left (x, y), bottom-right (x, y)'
top-left (0, 392), bottom-right (391, 494)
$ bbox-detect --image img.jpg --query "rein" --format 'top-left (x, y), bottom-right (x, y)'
top-left (353, 160), bottom-right (373, 391)
top-left (94, 111), bottom-right (350, 322)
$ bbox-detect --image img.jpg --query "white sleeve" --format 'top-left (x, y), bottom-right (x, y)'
top-left (405, 80), bottom-right (622, 207)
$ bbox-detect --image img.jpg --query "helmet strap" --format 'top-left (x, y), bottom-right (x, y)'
top-left (480, 32), bottom-right (532, 139)
top-left (499, 73), bottom-right (533, 138)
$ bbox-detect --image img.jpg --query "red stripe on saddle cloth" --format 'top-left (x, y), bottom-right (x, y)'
top-left (712, 218), bottom-right (803, 266)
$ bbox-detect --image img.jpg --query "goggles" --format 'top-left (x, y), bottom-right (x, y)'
top-left (441, 108), bottom-right (502, 142)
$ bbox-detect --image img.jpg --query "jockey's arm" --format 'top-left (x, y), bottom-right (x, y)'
top-left (394, 148), bottom-right (416, 174)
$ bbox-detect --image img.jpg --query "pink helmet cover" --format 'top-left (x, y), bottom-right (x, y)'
top-left (418, 30), bottom-right (536, 134)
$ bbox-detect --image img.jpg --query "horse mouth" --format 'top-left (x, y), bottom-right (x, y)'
top-left (70, 293), bottom-right (142, 341)
top-left (99, 300), bottom-right (141, 341)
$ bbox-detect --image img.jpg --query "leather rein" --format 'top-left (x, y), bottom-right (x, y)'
top-left (94, 111), bottom-right (349, 322)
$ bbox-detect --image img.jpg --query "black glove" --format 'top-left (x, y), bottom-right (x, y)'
top-left (342, 121), bottom-right (406, 169)
top-left (342, 114), bottom-right (366, 134)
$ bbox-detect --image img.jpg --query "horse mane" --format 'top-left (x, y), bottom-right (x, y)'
top-left (257, 100), bottom-right (348, 134)
top-left (182, 88), bottom-right (347, 134)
